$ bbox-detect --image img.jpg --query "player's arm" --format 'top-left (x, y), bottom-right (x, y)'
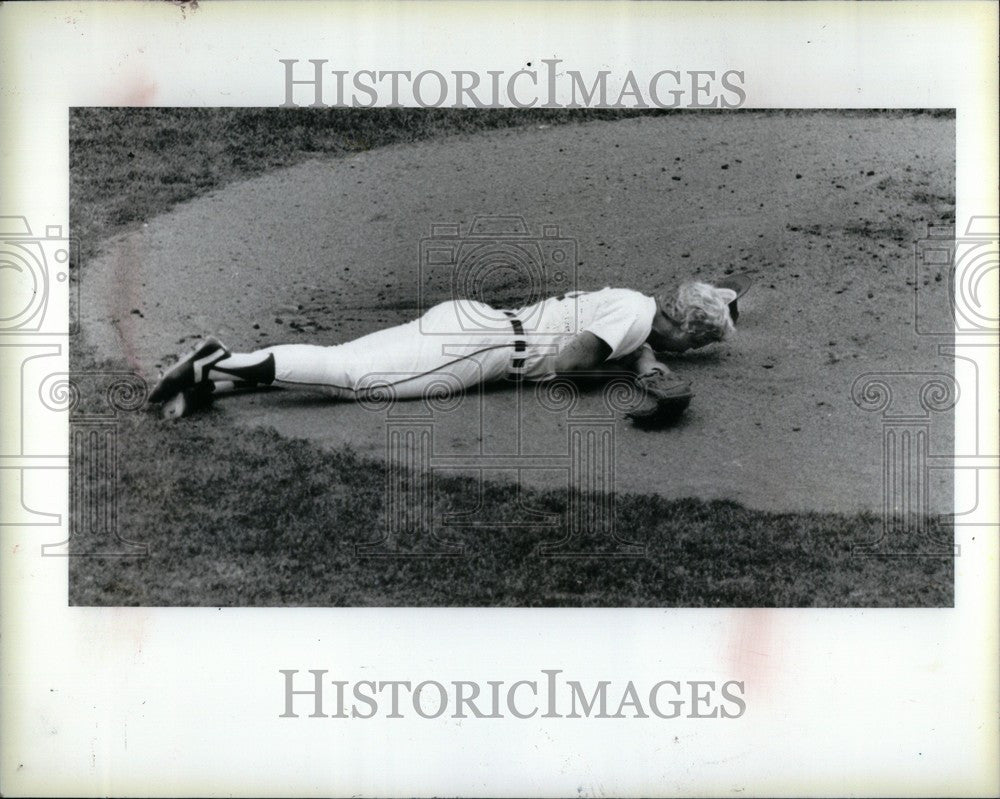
top-left (621, 343), bottom-right (672, 377)
top-left (544, 331), bottom-right (612, 375)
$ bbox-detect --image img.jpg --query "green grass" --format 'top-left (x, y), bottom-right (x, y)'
top-left (68, 108), bottom-right (953, 606)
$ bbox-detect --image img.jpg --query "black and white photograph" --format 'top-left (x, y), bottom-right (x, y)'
top-left (69, 107), bottom-right (957, 607)
top-left (2, 2), bottom-right (997, 797)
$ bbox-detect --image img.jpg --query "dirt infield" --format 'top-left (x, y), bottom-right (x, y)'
top-left (80, 112), bottom-right (955, 513)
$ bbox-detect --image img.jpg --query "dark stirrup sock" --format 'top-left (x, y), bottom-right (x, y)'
top-left (209, 352), bottom-right (276, 385)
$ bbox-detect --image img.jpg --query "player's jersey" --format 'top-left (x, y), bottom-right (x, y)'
top-left (509, 287), bottom-right (658, 378)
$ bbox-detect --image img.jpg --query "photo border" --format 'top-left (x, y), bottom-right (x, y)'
top-left (1, 2), bottom-right (997, 796)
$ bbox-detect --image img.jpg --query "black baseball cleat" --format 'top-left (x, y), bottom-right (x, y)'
top-left (148, 336), bottom-right (230, 404)
top-left (714, 273), bottom-right (753, 323)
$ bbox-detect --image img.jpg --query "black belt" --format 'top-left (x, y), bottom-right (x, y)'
top-left (504, 311), bottom-right (526, 380)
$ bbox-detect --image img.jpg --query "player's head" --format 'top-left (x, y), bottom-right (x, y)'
top-left (653, 281), bottom-right (737, 353)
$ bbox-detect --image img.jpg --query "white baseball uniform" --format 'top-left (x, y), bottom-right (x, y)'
top-left (218, 288), bottom-right (658, 401)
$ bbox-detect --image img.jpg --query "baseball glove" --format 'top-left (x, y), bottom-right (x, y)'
top-left (626, 369), bottom-right (694, 428)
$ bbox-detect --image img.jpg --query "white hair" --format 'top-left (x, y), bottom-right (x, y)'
top-left (662, 281), bottom-right (736, 343)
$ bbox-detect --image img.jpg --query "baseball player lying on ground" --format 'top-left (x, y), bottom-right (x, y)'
top-left (148, 275), bottom-right (751, 426)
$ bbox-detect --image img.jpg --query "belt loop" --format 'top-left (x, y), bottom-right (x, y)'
top-left (505, 311), bottom-right (526, 380)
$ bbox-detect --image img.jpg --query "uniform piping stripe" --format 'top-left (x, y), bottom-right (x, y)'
top-left (274, 344), bottom-right (518, 393)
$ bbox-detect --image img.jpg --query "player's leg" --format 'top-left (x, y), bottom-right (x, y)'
top-left (149, 333), bottom-right (387, 406)
top-left (215, 313), bottom-right (435, 399)
top-left (208, 300), bottom-right (511, 400)
top-left (150, 300), bottom-right (512, 410)
top-left (149, 317), bottom-right (429, 404)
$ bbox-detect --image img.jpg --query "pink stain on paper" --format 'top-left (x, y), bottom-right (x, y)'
top-left (102, 75), bottom-right (157, 371)
top-left (725, 609), bottom-right (781, 700)
top-left (110, 240), bottom-right (143, 373)
top-left (116, 78), bottom-right (158, 108)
